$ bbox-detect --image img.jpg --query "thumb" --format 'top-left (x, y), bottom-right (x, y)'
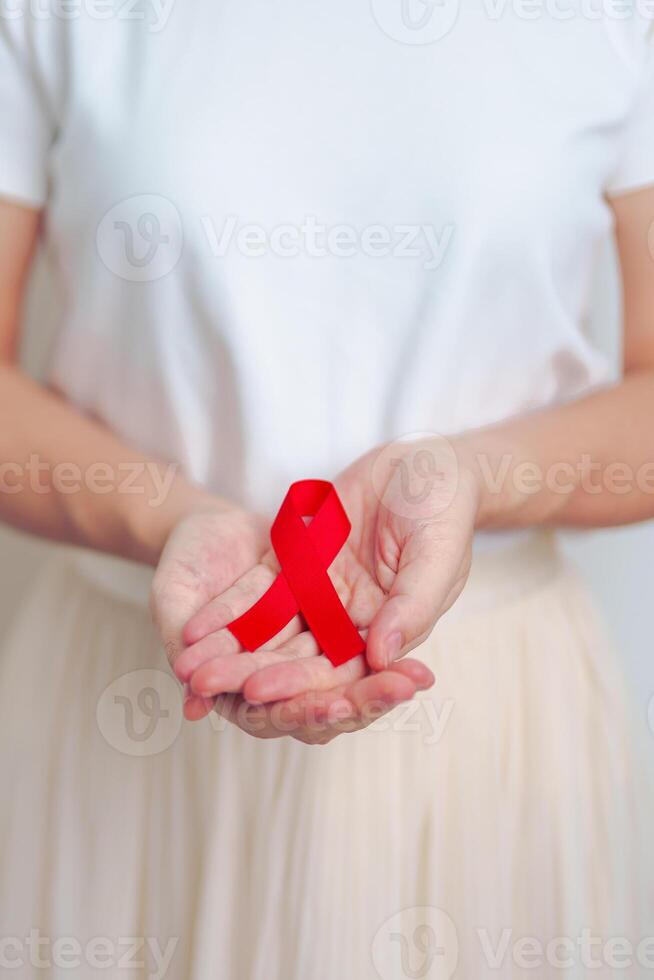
top-left (366, 527), bottom-right (470, 671)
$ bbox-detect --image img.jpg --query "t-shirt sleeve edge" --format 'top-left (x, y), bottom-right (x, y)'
top-left (605, 173), bottom-right (654, 199)
top-left (0, 156), bottom-right (48, 210)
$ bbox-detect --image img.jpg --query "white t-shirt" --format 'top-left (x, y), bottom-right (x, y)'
top-left (1, 1), bottom-right (653, 513)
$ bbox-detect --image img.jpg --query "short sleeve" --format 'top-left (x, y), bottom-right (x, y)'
top-left (0, 15), bottom-right (63, 208)
top-left (606, 27), bottom-right (654, 197)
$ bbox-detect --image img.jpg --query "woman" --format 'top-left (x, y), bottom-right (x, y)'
top-left (0, 2), bottom-right (653, 977)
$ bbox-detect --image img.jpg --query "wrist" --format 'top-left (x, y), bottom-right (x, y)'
top-left (122, 467), bottom-right (233, 566)
top-left (397, 433), bottom-right (485, 529)
top-left (446, 436), bottom-right (487, 528)
top-left (453, 430), bottom-right (537, 530)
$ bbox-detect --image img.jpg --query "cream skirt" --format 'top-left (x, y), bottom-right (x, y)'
top-left (1, 532), bottom-right (653, 980)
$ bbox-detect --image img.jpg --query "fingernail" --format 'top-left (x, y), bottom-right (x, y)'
top-left (384, 631), bottom-right (403, 666)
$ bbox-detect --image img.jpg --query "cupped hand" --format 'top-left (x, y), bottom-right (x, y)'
top-left (150, 497), bottom-right (434, 742)
top-left (150, 501), bottom-right (269, 719)
top-left (206, 657), bottom-right (435, 746)
top-left (175, 436), bottom-right (480, 731)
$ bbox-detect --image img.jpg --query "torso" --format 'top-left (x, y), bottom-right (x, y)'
top-left (37, 1), bottom-right (649, 509)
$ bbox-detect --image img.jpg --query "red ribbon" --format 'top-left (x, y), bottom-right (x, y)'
top-left (228, 480), bottom-right (365, 666)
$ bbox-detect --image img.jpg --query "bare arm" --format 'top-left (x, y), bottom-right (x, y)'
top-left (0, 199), bottom-right (217, 565)
top-left (461, 186), bottom-right (654, 530)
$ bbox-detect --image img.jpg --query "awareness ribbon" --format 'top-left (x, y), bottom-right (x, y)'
top-left (227, 480), bottom-right (366, 666)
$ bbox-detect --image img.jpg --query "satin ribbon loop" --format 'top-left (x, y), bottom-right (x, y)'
top-left (228, 480), bottom-right (365, 666)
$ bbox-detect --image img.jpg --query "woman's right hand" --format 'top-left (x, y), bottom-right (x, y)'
top-left (150, 501), bottom-right (270, 720)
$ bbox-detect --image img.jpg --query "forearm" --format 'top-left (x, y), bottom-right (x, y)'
top-left (0, 364), bottom-right (221, 565)
top-left (456, 369), bottom-right (654, 531)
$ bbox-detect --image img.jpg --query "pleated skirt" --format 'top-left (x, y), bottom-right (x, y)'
top-left (1, 532), bottom-right (653, 979)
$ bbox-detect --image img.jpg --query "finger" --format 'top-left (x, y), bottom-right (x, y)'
top-left (385, 657), bottom-right (435, 689)
top-left (177, 612), bottom-right (306, 686)
top-left (213, 693), bottom-right (298, 741)
top-left (367, 527), bottom-right (467, 670)
top-left (189, 642), bottom-right (316, 698)
top-left (183, 687), bottom-right (216, 722)
top-left (210, 660), bottom-right (434, 743)
top-left (281, 685), bottom-right (356, 733)
top-left (182, 554), bottom-right (282, 646)
top-left (175, 630), bottom-right (242, 683)
top-left (286, 658), bottom-right (430, 728)
top-left (176, 561), bottom-right (301, 682)
top-left (243, 642), bottom-right (366, 705)
top-left (290, 695), bottom-right (359, 745)
top-left (243, 655), bottom-right (363, 706)
top-left (344, 667), bottom-right (417, 717)
top-left (284, 675), bottom-right (417, 745)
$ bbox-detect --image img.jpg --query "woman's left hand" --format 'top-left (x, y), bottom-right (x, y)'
top-left (175, 436), bottom-right (481, 740)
